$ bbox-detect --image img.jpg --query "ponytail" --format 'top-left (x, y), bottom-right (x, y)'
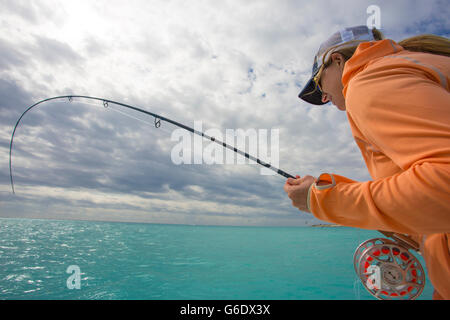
top-left (333, 28), bottom-right (450, 62)
top-left (398, 34), bottom-right (450, 57)
top-left (370, 28), bottom-right (450, 57)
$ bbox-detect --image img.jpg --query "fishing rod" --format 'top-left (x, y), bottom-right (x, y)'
top-left (9, 95), bottom-right (295, 194)
top-left (9, 95), bottom-right (426, 300)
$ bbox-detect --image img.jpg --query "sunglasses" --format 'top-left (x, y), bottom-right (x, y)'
top-left (313, 59), bottom-right (332, 93)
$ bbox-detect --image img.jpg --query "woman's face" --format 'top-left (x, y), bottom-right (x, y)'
top-left (319, 52), bottom-right (346, 111)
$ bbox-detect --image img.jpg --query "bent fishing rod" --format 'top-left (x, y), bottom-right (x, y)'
top-left (9, 95), bottom-right (296, 194)
top-left (10, 95), bottom-right (426, 300)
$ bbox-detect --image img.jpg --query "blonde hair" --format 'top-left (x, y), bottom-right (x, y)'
top-left (398, 34), bottom-right (450, 57)
top-left (333, 28), bottom-right (450, 61)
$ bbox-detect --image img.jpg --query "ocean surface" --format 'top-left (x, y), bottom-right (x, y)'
top-left (0, 218), bottom-right (433, 300)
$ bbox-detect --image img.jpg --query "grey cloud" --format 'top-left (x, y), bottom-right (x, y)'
top-left (0, 39), bottom-right (28, 72)
top-left (0, 79), bottom-right (34, 125)
top-left (0, 34), bottom-right (84, 72)
top-left (82, 36), bottom-right (109, 58)
top-left (5, 98), bottom-right (264, 200)
top-left (0, 0), bottom-right (66, 27)
top-left (31, 35), bottom-right (84, 66)
top-left (0, 0), bottom-right (40, 24)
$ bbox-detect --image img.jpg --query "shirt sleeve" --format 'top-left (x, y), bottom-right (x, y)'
top-left (308, 58), bottom-right (450, 235)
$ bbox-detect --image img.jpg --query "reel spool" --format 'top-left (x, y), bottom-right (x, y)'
top-left (354, 238), bottom-right (425, 300)
top-left (353, 238), bottom-right (395, 274)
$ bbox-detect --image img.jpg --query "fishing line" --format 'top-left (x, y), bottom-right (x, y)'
top-left (9, 95), bottom-right (427, 300)
top-left (9, 95), bottom-right (295, 194)
top-left (76, 97), bottom-right (173, 135)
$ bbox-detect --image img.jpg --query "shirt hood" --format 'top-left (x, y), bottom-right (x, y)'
top-left (342, 39), bottom-right (405, 98)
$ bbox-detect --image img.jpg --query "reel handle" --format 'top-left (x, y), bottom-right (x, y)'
top-left (378, 230), bottom-right (420, 252)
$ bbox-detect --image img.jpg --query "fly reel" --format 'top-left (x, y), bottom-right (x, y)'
top-left (353, 237), bottom-right (425, 300)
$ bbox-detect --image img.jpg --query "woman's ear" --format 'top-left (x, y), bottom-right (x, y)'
top-left (330, 52), bottom-right (345, 69)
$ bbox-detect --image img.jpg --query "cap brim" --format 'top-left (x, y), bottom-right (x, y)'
top-left (298, 78), bottom-right (327, 105)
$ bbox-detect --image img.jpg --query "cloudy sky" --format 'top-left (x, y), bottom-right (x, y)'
top-left (0, 0), bottom-right (449, 226)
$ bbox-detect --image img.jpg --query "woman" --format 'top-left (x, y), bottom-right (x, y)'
top-left (284, 25), bottom-right (450, 299)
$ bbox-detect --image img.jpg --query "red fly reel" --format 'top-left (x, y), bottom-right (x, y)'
top-left (354, 237), bottom-right (425, 300)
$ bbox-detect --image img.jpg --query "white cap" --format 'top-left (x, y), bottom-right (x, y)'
top-left (299, 25), bottom-right (375, 105)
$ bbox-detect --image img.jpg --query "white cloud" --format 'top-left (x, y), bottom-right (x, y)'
top-left (0, 0), bottom-right (448, 225)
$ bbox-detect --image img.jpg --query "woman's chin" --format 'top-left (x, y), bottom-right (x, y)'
top-left (333, 101), bottom-right (346, 111)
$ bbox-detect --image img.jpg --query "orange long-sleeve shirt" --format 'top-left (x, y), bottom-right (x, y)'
top-left (307, 39), bottom-right (450, 299)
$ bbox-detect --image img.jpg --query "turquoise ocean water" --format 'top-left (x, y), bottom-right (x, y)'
top-left (0, 218), bottom-right (433, 300)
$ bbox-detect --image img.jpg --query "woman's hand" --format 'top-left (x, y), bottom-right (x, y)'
top-left (283, 175), bottom-right (316, 213)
